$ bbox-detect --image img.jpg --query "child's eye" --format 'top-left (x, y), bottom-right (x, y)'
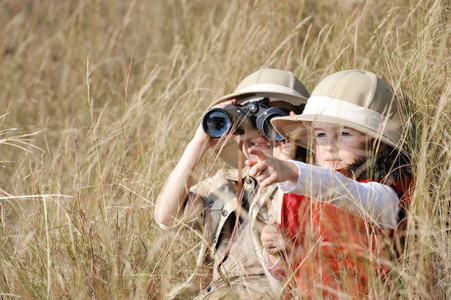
top-left (315, 132), bottom-right (326, 138)
top-left (341, 131), bottom-right (351, 136)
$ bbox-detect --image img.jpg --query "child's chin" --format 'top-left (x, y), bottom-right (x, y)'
top-left (323, 162), bottom-right (340, 170)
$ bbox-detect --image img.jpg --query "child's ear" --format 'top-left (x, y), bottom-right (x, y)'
top-left (375, 141), bottom-right (386, 153)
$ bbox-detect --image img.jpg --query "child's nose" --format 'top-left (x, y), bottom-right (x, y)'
top-left (325, 136), bottom-right (339, 151)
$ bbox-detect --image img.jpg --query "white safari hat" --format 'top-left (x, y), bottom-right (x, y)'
top-left (271, 70), bottom-right (406, 153)
top-left (208, 68), bottom-right (310, 167)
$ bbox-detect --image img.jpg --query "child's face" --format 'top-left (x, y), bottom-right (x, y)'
top-left (237, 127), bottom-right (298, 161)
top-left (313, 122), bottom-right (372, 170)
top-left (234, 127), bottom-right (276, 159)
top-left (242, 127), bottom-right (274, 158)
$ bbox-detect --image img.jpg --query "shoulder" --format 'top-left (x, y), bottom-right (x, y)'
top-left (189, 167), bottom-right (250, 197)
top-left (215, 167), bottom-right (250, 182)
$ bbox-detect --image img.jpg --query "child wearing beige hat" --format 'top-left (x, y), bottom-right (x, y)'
top-left (154, 68), bottom-right (310, 298)
top-left (246, 70), bottom-right (413, 298)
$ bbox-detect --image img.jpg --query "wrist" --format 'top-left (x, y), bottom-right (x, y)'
top-left (188, 136), bottom-right (211, 155)
top-left (287, 160), bottom-right (300, 184)
top-left (264, 248), bottom-right (282, 269)
top-left (278, 161), bottom-right (301, 193)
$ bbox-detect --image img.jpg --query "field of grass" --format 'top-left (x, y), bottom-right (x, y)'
top-left (0, 0), bottom-right (449, 298)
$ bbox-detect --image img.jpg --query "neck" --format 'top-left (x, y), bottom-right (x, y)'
top-left (341, 147), bottom-right (412, 185)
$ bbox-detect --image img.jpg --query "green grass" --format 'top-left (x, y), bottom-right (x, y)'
top-left (0, 0), bottom-right (449, 298)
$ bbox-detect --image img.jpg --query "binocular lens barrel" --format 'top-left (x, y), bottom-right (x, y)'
top-left (202, 108), bottom-right (231, 138)
top-left (261, 117), bottom-right (284, 142)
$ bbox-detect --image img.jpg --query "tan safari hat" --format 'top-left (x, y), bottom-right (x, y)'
top-left (271, 70), bottom-right (406, 153)
top-left (208, 68), bottom-right (310, 167)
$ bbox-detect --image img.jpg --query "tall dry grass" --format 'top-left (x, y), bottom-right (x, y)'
top-left (0, 0), bottom-right (449, 298)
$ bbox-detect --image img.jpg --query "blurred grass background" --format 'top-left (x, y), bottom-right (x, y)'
top-left (0, 0), bottom-right (449, 298)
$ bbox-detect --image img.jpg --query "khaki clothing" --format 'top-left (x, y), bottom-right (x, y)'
top-left (167, 168), bottom-right (282, 299)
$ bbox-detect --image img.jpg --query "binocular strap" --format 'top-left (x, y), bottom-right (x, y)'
top-left (216, 135), bottom-right (244, 288)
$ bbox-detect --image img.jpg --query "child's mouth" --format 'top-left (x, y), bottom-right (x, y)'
top-left (326, 160), bottom-right (340, 165)
top-left (252, 142), bottom-right (271, 147)
top-left (251, 138), bottom-right (271, 149)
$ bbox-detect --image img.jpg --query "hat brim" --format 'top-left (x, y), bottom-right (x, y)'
top-left (271, 114), bottom-right (408, 156)
top-left (208, 134), bottom-right (245, 168)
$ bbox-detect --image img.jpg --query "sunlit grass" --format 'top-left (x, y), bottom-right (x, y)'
top-left (0, 0), bottom-right (449, 298)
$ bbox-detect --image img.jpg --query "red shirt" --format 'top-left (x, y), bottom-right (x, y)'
top-left (278, 177), bottom-right (411, 299)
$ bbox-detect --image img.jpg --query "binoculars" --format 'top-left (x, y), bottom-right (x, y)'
top-left (201, 98), bottom-right (289, 142)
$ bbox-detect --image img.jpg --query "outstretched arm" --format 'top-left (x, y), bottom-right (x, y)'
top-left (247, 150), bottom-right (400, 229)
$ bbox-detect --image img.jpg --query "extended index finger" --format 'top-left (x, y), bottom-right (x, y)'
top-left (248, 148), bottom-right (267, 162)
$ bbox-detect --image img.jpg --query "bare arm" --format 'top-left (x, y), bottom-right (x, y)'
top-left (154, 100), bottom-right (236, 227)
top-left (154, 131), bottom-right (210, 227)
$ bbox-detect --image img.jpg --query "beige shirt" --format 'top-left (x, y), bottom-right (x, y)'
top-left (183, 168), bottom-right (282, 296)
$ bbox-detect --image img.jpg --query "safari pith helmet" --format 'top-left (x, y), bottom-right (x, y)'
top-left (209, 68), bottom-right (310, 167)
top-left (271, 70), bottom-right (406, 154)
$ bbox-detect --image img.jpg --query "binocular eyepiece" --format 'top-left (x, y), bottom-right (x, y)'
top-left (201, 98), bottom-right (288, 142)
